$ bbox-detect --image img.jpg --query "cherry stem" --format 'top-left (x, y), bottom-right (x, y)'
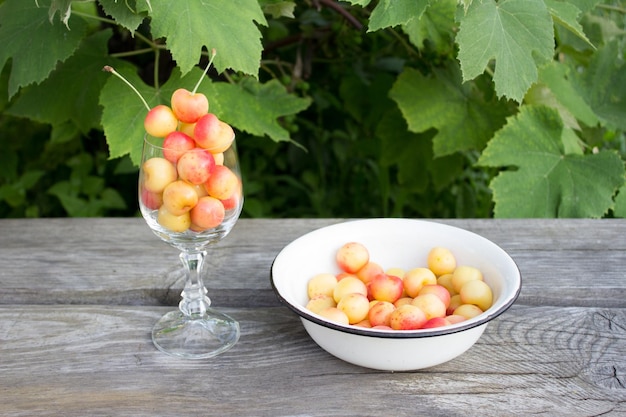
top-left (191, 49), bottom-right (217, 95)
top-left (102, 66), bottom-right (151, 112)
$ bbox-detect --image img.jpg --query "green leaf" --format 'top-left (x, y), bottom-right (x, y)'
top-left (581, 14), bottom-right (624, 49)
top-left (532, 61), bottom-right (600, 128)
top-left (524, 82), bottom-right (581, 131)
top-left (101, 65), bottom-right (311, 165)
top-left (80, 175), bottom-right (105, 197)
top-left (401, 0), bottom-right (456, 53)
top-left (532, 42), bottom-right (626, 131)
top-left (378, 108), bottom-right (432, 193)
top-left (47, 0), bottom-right (95, 28)
top-left (0, 169), bottom-right (45, 207)
top-left (147, 0), bottom-right (267, 76)
top-left (544, 0), bottom-right (594, 48)
top-left (568, 0), bottom-right (601, 14)
top-left (47, 0), bottom-right (73, 27)
top-left (7, 30), bottom-right (120, 133)
top-left (0, 0), bottom-right (89, 98)
top-left (204, 77), bottom-right (312, 143)
top-left (98, 0), bottom-right (146, 32)
top-left (341, 0), bottom-right (372, 6)
top-left (49, 190), bottom-right (99, 217)
top-left (576, 40), bottom-right (626, 130)
top-left (99, 64), bottom-right (159, 165)
top-left (260, 0), bottom-right (296, 19)
top-left (100, 187), bottom-right (127, 210)
top-left (560, 126), bottom-right (583, 156)
top-left (613, 185), bottom-right (626, 218)
top-left (21, 170), bottom-right (46, 190)
top-left (0, 147), bottom-right (18, 180)
top-left (101, 66), bottom-right (219, 166)
top-left (456, 0), bottom-right (554, 102)
top-left (389, 65), bottom-right (511, 157)
top-left (477, 105), bottom-right (625, 218)
top-left (0, 184), bottom-right (24, 208)
top-left (368, 0), bottom-right (431, 32)
top-left (458, 0), bottom-right (472, 13)
top-left (50, 121), bottom-right (81, 144)
top-left (0, 61), bottom-right (9, 111)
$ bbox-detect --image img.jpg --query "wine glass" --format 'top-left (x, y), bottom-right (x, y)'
top-left (138, 133), bottom-right (243, 359)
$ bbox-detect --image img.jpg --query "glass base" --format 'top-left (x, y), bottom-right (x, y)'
top-left (152, 308), bottom-right (240, 359)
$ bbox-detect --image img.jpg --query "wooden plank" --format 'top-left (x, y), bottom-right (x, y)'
top-left (1, 218), bottom-right (625, 308)
top-left (1, 219), bottom-right (625, 416)
top-left (0, 304), bottom-right (624, 417)
top-left (0, 218), bottom-right (339, 306)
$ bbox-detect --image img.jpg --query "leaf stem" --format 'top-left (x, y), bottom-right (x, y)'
top-left (597, 4), bottom-right (626, 13)
top-left (133, 31), bottom-right (155, 48)
top-left (192, 49), bottom-right (218, 94)
top-left (71, 10), bottom-right (117, 25)
top-left (221, 71), bottom-right (236, 84)
top-left (110, 47), bottom-right (155, 58)
top-left (102, 66), bottom-right (151, 111)
top-left (153, 47), bottom-right (162, 90)
top-left (387, 28), bottom-right (420, 57)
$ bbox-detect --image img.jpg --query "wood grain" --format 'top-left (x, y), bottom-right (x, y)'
top-left (1, 304), bottom-right (624, 417)
top-left (1, 218), bottom-right (625, 307)
top-left (0, 218), bottom-right (625, 416)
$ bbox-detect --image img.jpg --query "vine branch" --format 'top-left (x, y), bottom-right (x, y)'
top-left (315, 0), bottom-right (363, 30)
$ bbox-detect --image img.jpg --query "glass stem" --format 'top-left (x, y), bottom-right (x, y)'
top-left (178, 251), bottom-right (212, 318)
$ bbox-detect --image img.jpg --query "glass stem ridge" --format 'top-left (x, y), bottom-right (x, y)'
top-left (178, 251), bottom-right (212, 317)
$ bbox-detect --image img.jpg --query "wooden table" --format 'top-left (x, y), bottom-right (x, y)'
top-left (1, 218), bottom-right (624, 416)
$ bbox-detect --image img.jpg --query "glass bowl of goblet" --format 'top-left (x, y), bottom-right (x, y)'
top-left (138, 133), bottom-right (243, 359)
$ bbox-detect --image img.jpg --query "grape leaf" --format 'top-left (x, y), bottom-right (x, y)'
top-left (477, 105), bottom-right (625, 218)
top-left (389, 64), bottom-right (511, 157)
top-left (98, 0), bottom-right (146, 32)
top-left (456, 0), bottom-right (554, 102)
top-left (368, 0), bottom-right (431, 32)
top-left (203, 77), bottom-right (312, 143)
top-left (532, 42), bottom-right (626, 131)
top-left (47, 0), bottom-right (74, 27)
top-left (47, 0), bottom-right (94, 28)
top-left (613, 185), bottom-right (626, 218)
top-left (378, 107), bottom-right (433, 193)
top-left (535, 61), bottom-right (599, 128)
top-left (101, 67), bottom-right (219, 166)
top-left (567, 0), bottom-right (601, 14)
top-left (0, 62), bottom-right (9, 111)
top-left (147, 0), bottom-right (267, 77)
top-left (0, 0), bottom-right (88, 98)
top-left (100, 65), bottom-right (163, 165)
top-left (401, 0), bottom-right (456, 53)
top-left (524, 83), bottom-right (582, 132)
top-left (341, 0), bottom-right (372, 7)
top-left (260, 0), bottom-right (296, 19)
top-left (50, 121), bottom-right (81, 145)
top-left (339, 72), bottom-right (396, 131)
top-left (7, 30), bottom-right (123, 134)
top-left (544, 0), bottom-right (594, 48)
top-left (458, 0), bottom-right (472, 13)
top-left (575, 40), bottom-right (626, 130)
top-left (100, 65), bottom-right (311, 165)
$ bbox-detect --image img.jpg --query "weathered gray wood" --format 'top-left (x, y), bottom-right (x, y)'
top-left (1, 218), bottom-right (625, 307)
top-left (1, 304), bottom-right (624, 417)
top-left (0, 218), bottom-right (340, 307)
top-left (0, 218), bottom-right (625, 416)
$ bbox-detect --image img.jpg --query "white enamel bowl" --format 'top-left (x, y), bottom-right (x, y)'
top-left (270, 219), bottom-right (521, 371)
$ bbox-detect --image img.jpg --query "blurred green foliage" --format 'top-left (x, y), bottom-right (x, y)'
top-left (0, 0), bottom-right (624, 219)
